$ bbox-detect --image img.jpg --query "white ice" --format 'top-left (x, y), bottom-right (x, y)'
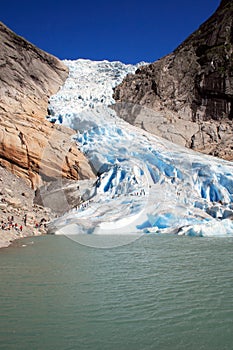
top-left (47, 59), bottom-right (233, 238)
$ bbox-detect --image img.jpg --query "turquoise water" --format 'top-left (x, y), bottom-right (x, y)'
top-left (0, 235), bottom-right (233, 350)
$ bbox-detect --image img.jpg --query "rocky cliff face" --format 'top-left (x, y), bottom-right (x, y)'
top-left (0, 22), bottom-right (94, 188)
top-left (113, 0), bottom-right (233, 160)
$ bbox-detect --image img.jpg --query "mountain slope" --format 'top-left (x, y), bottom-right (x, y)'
top-left (113, 0), bottom-right (233, 160)
top-left (0, 22), bottom-right (94, 188)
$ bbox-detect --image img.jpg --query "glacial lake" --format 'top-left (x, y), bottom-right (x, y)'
top-left (0, 234), bottom-right (233, 350)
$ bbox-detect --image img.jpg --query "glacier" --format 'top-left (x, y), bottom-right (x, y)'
top-left (45, 59), bottom-right (233, 239)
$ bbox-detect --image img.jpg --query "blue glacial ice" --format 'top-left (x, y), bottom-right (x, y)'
top-left (46, 59), bottom-right (233, 237)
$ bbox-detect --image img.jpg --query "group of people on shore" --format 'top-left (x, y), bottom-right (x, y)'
top-left (1, 216), bottom-right (23, 232)
top-left (0, 215), bottom-right (48, 233)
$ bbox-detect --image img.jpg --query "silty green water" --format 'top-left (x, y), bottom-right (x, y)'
top-left (0, 235), bottom-right (233, 350)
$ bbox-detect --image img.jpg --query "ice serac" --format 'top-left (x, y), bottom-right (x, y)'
top-left (48, 59), bottom-right (233, 237)
top-left (0, 22), bottom-right (94, 188)
top-left (113, 0), bottom-right (233, 160)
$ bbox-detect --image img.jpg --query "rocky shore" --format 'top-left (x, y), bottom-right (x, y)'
top-left (0, 165), bottom-right (55, 248)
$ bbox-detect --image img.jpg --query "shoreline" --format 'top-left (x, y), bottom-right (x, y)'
top-left (0, 165), bottom-right (55, 250)
top-left (0, 227), bottom-right (50, 250)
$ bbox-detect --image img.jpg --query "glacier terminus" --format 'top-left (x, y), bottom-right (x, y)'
top-left (46, 59), bottom-right (233, 240)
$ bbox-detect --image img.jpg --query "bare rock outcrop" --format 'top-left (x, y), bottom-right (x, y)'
top-left (0, 22), bottom-right (95, 188)
top-left (113, 0), bottom-right (233, 160)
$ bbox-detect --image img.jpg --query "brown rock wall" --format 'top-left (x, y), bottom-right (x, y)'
top-left (0, 22), bottom-right (95, 188)
top-left (113, 0), bottom-right (233, 160)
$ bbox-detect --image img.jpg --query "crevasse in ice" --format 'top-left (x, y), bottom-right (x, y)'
top-left (47, 59), bottom-right (233, 237)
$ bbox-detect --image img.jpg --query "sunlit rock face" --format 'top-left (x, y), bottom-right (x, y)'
top-left (113, 0), bottom-right (233, 160)
top-left (0, 22), bottom-right (94, 188)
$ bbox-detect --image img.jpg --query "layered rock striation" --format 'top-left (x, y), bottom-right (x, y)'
top-left (113, 0), bottom-right (233, 160)
top-left (0, 22), bottom-right (94, 188)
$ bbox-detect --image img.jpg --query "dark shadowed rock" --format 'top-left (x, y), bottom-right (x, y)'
top-left (113, 0), bottom-right (233, 160)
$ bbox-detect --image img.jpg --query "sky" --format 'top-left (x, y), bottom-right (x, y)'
top-left (1, 0), bottom-right (220, 64)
